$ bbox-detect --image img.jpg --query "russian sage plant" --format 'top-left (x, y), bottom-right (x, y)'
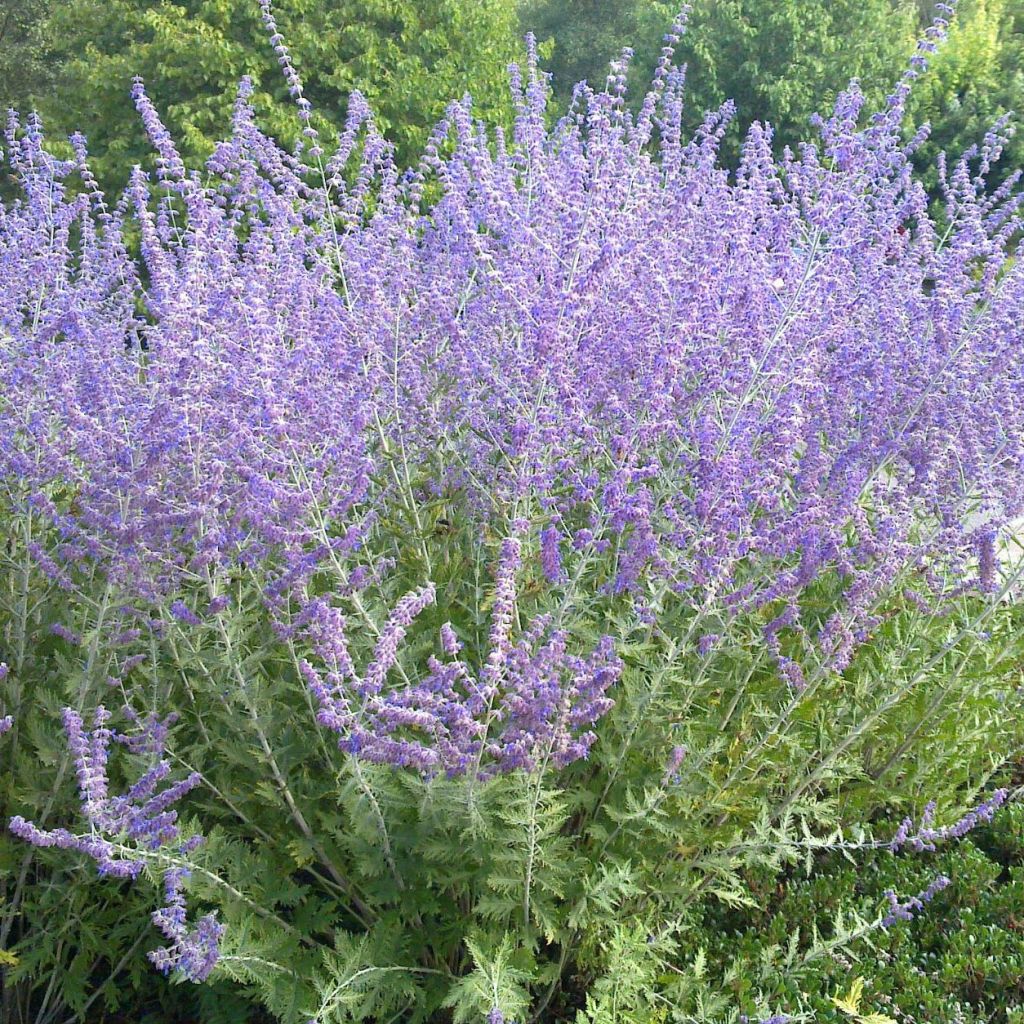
top-left (1, 3), bottom-right (1023, 1022)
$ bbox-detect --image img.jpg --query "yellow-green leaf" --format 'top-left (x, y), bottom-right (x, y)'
top-left (831, 976), bottom-right (864, 1015)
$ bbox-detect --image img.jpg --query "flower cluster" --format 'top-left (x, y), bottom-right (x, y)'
top-left (881, 874), bottom-right (951, 928)
top-left (149, 867), bottom-right (225, 983)
top-left (302, 585), bottom-right (620, 775)
top-left (8, 707), bottom-right (220, 982)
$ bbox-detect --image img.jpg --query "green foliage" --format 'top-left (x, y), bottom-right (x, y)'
top-left (520, 0), bottom-right (1024, 180)
top-left (671, 801), bottom-right (1024, 1022)
top-left (11, 0), bottom-right (1024, 198)
top-left (521, 0), bottom-right (919, 159)
top-left (3, 483), bottom-right (1023, 1021)
top-left (441, 934), bottom-right (534, 1024)
top-left (677, 0), bottom-right (918, 157)
top-left (909, 0), bottom-right (1024, 190)
top-left (517, 0), bottom-right (675, 99)
top-left (2, 9), bottom-right (1024, 1017)
top-left (20, 0), bottom-right (522, 186)
top-left (0, 0), bottom-right (58, 112)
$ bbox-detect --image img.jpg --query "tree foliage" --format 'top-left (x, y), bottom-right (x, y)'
top-left (8, 0), bottom-right (1024, 192)
top-left (521, 0), bottom-right (919, 155)
top-left (909, 0), bottom-right (1024, 188)
top-left (0, 0), bottom-right (58, 112)
top-left (520, 0), bottom-right (1024, 178)
top-left (679, 0), bottom-right (918, 149)
top-left (19, 0), bottom-right (522, 185)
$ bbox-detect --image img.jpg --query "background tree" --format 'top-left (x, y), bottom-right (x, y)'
top-left (679, 0), bottom-right (919, 151)
top-left (520, 0), bottom-right (1024, 183)
top-left (0, 0), bottom-right (59, 112)
top-left (908, 0), bottom-right (1024, 190)
top-left (515, 0), bottom-right (670, 99)
top-left (520, 0), bottom-right (920, 159)
top-left (6, 0), bottom-right (1022, 200)
top-left (20, 0), bottom-right (522, 187)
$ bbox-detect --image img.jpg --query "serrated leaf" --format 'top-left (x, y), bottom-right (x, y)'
top-left (832, 976), bottom-right (864, 1015)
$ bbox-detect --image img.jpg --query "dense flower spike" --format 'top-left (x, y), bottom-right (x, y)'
top-left (889, 789), bottom-right (1009, 852)
top-left (149, 868), bottom-right (224, 983)
top-left (305, 589), bottom-right (621, 774)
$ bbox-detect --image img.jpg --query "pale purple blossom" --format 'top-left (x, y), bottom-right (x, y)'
top-left (881, 874), bottom-right (951, 928)
top-left (890, 789), bottom-right (1009, 853)
top-left (540, 525), bottom-right (564, 584)
top-left (0, 5), bottom-right (1021, 786)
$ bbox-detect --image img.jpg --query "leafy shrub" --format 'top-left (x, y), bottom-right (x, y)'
top-left (671, 798), bottom-right (1024, 1022)
top-left (1, 5), bottom-right (1023, 1023)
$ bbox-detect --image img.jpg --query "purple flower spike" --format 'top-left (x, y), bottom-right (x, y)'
top-left (881, 874), bottom-right (951, 928)
top-left (149, 868), bottom-right (224, 982)
top-left (8, 707), bottom-right (216, 982)
top-left (890, 790), bottom-right (1009, 852)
